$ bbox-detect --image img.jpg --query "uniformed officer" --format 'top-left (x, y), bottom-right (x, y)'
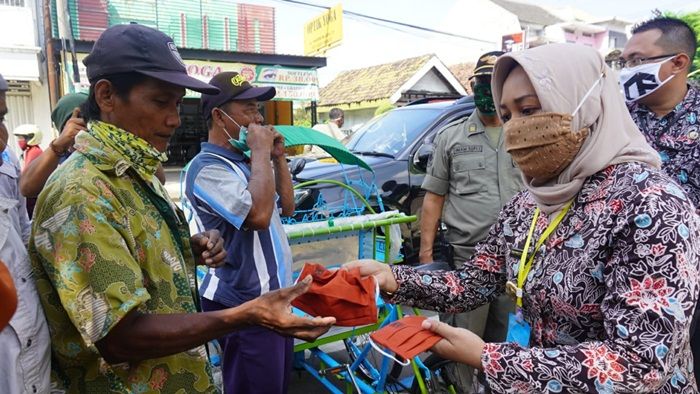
top-left (418, 50), bottom-right (523, 391)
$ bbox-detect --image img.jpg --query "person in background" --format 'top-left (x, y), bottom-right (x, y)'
top-left (30, 24), bottom-right (333, 393)
top-left (308, 107), bottom-right (345, 155)
top-left (186, 71), bottom-right (296, 394)
top-left (347, 43), bottom-right (700, 393)
top-left (620, 16), bottom-right (700, 385)
top-left (19, 93), bottom-right (87, 199)
top-left (20, 92), bottom-right (165, 200)
top-left (621, 17), bottom-right (700, 206)
top-left (12, 124), bottom-right (43, 217)
top-left (0, 73), bottom-right (51, 394)
top-left (13, 124), bottom-right (43, 170)
top-left (418, 50), bottom-right (522, 391)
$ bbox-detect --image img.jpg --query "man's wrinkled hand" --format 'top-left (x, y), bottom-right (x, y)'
top-left (191, 230), bottom-right (226, 268)
top-left (249, 276), bottom-right (335, 341)
top-left (271, 129), bottom-right (286, 159)
top-left (247, 123), bottom-right (275, 154)
top-left (54, 108), bottom-right (87, 153)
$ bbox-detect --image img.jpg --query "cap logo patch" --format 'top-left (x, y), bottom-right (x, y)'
top-left (230, 74), bottom-right (247, 87)
top-left (167, 42), bottom-right (186, 67)
top-left (479, 55), bottom-right (498, 65)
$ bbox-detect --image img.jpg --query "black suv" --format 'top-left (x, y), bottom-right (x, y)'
top-left (292, 96), bottom-right (475, 263)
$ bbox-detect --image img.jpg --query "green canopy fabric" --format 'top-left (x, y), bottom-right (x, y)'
top-left (273, 125), bottom-right (373, 172)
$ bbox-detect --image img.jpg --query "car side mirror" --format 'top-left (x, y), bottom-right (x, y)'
top-left (289, 157), bottom-right (306, 180)
top-left (412, 142), bottom-right (434, 173)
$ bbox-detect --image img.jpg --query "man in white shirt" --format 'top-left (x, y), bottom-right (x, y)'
top-left (0, 73), bottom-right (51, 394)
top-left (308, 107), bottom-right (345, 155)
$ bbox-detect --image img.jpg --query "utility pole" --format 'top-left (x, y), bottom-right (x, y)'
top-left (43, 0), bottom-right (58, 106)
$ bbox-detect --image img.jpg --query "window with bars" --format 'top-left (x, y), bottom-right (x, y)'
top-left (52, 0), bottom-right (275, 53)
top-left (0, 0), bottom-right (25, 6)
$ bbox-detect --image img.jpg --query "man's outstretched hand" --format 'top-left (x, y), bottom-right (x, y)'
top-left (246, 276), bottom-right (335, 341)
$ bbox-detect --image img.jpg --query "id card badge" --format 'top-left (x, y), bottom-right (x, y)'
top-left (506, 312), bottom-right (531, 347)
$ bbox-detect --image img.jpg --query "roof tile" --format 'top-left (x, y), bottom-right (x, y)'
top-left (319, 54), bottom-right (433, 106)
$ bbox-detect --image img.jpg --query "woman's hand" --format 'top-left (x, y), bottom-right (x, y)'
top-left (343, 259), bottom-right (399, 293)
top-left (421, 319), bottom-right (485, 370)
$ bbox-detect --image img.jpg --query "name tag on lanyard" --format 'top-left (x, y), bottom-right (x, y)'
top-left (507, 311), bottom-right (531, 347)
top-left (505, 200), bottom-right (573, 347)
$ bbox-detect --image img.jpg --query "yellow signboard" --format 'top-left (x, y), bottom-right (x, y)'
top-left (304, 3), bottom-right (343, 56)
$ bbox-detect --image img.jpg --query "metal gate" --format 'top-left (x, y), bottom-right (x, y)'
top-left (5, 80), bottom-right (33, 133)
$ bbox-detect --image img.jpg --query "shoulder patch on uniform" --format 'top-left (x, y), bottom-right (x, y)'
top-left (468, 123), bottom-right (478, 133)
top-left (436, 117), bottom-right (469, 137)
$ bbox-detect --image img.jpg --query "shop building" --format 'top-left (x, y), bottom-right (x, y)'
top-left (0, 0), bottom-right (53, 157)
top-left (50, 0), bottom-right (325, 166)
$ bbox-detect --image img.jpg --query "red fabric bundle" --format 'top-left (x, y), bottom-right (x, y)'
top-left (292, 263), bottom-right (378, 326)
top-left (370, 316), bottom-right (442, 361)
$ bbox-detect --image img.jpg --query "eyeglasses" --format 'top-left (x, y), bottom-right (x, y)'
top-left (612, 54), bottom-right (677, 69)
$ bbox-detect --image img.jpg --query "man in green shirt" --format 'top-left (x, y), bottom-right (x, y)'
top-left (419, 51), bottom-right (523, 391)
top-left (29, 24), bottom-right (334, 393)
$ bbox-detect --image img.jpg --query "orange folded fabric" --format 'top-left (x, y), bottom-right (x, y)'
top-left (0, 260), bottom-right (17, 330)
top-left (370, 316), bottom-right (442, 361)
top-left (292, 263), bottom-right (378, 326)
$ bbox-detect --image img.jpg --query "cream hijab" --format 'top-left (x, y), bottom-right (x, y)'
top-left (491, 43), bottom-right (661, 214)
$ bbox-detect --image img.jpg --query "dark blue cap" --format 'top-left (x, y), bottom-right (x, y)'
top-left (0, 74), bottom-right (7, 91)
top-left (83, 24), bottom-right (219, 94)
top-left (201, 71), bottom-right (276, 120)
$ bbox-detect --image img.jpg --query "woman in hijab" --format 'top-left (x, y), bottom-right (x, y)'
top-left (346, 43), bottom-right (700, 393)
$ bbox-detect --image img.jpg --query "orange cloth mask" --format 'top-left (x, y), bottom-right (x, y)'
top-left (370, 316), bottom-right (442, 361)
top-left (0, 260), bottom-right (17, 330)
top-left (291, 263), bottom-right (378, 327)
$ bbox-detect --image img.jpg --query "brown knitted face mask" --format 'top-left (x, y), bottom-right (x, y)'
top-left (504, 113), bottom-right (589, 179)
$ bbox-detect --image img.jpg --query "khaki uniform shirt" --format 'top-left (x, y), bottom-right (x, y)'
top-left (422, 111), bottom-right (523, 261)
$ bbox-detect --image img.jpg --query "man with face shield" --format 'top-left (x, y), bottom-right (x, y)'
top-left (418, 50), bottom-right (523, 391)
top-left (347, 43), bottom-right (700, 393)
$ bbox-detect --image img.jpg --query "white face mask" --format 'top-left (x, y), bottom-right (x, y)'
top-left (618, 57), bottom-right (675, 103)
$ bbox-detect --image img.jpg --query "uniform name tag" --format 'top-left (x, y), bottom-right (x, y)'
top-left (452, 144), bottom-right (483, 156)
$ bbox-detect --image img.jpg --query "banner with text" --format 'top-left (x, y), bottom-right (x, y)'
top-left (303, 3), bottom-right (343, 56)
top-left (63, 54), bottom-right (319, 101)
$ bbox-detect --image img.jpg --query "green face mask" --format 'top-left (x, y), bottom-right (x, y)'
top-left (473, 83), bottom-right (496, 116)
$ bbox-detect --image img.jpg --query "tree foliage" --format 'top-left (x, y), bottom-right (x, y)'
top-left (661, 9), bottom-right (700, 79)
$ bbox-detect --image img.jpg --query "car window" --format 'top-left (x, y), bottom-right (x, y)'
top-left (427, 111), bottom-right (471, 144)
top-left (346, 108), bottom-right (441, 156)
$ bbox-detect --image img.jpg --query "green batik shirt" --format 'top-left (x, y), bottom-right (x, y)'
top-left (29, 121), bottom-right (217, 393)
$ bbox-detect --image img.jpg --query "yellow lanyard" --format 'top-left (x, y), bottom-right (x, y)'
top-left (515, 200), bottom-right (573, 308)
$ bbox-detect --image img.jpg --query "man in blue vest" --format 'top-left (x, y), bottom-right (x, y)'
top-left (185, 71), bottom-right (295, 393)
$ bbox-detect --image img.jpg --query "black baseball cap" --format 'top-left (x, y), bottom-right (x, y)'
top-left (83, 24), bottom-right (219, 95)
top-left (470, 51), bottom-right (505, 80)
top-left (201, 72), bottom-right (276, 120)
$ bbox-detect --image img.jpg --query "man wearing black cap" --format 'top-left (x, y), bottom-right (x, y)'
top-left (29, 24), bottom-right (333, 393)
top-left (418, 51), bottom-right (523, 391)
top-left (184, 71), bottom-right (295, 393)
